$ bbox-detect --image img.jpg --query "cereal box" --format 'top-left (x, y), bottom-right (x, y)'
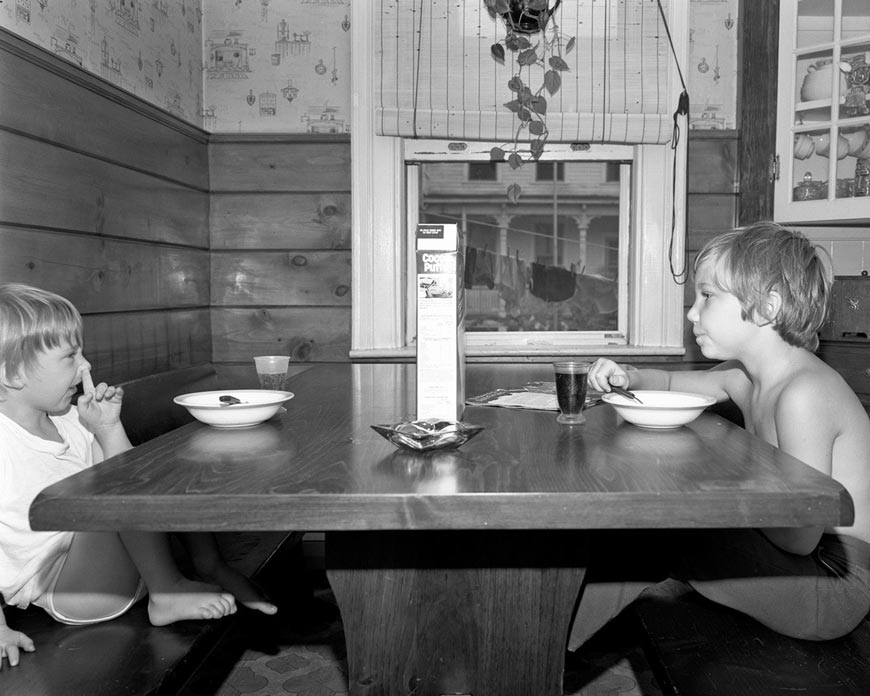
top-left (416, 223), bottom-right (465, 420)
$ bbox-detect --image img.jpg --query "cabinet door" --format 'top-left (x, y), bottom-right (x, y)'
top-left (775, 0), bottom-right (870, 224)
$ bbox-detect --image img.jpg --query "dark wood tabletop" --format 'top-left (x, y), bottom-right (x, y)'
top-left (30, 363), bottom-right (853, 533)
top-left (27, 363), bottom-right (856, 696)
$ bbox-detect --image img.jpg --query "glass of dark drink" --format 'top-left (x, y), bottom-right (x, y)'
top-left (553, 361), bottom-right (591, 424)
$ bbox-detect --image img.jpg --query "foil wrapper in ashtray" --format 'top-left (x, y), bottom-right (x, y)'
top-left (371, 418), bottom-right (484, 452)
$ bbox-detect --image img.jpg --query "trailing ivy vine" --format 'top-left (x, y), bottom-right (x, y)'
top-left (484, 0), bottom-right (575, 203)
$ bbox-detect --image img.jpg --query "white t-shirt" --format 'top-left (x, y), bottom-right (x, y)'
top-left (0, 407), bottom-right (94, 609)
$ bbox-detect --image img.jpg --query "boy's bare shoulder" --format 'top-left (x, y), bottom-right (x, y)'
top-left (785, 353), bottom-right (866, 419)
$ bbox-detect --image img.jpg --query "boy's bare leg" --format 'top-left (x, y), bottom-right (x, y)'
top-left (181, 532), bottom-right (278, 615)
top-left (47, 532), bottom-right (142, 622)
top-left (118, 531), bottom-right (237, 625)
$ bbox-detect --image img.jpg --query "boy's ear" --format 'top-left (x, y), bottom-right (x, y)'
top-left (0, 364), bottom-right (25, 390)
top-left (762, 290), bottom-right (783, 325)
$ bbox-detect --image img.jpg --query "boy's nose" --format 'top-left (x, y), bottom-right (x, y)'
top-left (686, 303), bottom-right (699, 323)
top-left (78, 356), bottom-right (92, 375)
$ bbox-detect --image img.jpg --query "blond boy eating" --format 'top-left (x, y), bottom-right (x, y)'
top-left (569, 222), bottom-right (870, 650)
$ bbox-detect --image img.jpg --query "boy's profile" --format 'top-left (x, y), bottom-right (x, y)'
top-left (0, 284), bottom-right (276, 668)
top-left (569, 222), bottom-right (870, 650)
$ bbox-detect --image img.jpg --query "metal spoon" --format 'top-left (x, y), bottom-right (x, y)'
top-left (609, 384), bottom-right (643, 404)
top-left (219, 395), bottom-right (243, 406)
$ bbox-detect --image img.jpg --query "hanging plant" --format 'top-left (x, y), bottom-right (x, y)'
top-left (484, 0), bottom-right (574, 203)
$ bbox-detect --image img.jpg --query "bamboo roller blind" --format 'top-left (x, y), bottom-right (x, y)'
top-left (376, 0), bottom-right (675, 145)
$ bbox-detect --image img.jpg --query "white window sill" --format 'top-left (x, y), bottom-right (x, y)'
top-left (350, 345), bottom-right (686, 362)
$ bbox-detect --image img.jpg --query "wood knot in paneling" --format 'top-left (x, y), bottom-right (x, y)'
top-left (291, 254), bottom-right (308, 266)
top-left (288, 338), bottom-right (313, 361)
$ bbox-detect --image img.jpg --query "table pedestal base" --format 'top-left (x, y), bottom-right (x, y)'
top-left (326, 530), bottom-right (587, 696)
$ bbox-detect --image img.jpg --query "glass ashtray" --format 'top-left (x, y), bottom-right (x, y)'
top-left (370, 419), bottom-right (484, 451)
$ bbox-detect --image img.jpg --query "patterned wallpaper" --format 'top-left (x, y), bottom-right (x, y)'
top-left (202, 0), bottom-right (350, 134)
top-left (0, 0), bottom-right (205, 124)
top-left (688, 0), bottom-right (739, 131)
top-left (1, 0), bottom-right (733, 134)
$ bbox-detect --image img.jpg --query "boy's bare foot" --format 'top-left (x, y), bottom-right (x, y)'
top-left (147, 578), bottom-right (237, 626)
top-left (198, 563), bottom-right (278, 615)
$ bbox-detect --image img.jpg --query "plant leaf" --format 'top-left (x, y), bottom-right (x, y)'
top-left (565, 36), bottom-right (576, 54)
top-left (529, 120), bottom-right (545, 135)
top-left (489, 146), bottom-right (506, 161)
top-left (518, 107), bottom-right (532, 122)
top-left (548, 56), bottom-right (569, 71)
top-left (491, 43), bottom-right (505, 64)
top-left (515, 35), bottom-right (532, 49)
top-left (530, 138), bottom-right (546, 160)
top-left (503, 99), bottom-right (522, 113)
top-left (529, 0), bottom-right (549, 10)
top-left (543, 70), bottom-right (561, 96)
top-left (518, 48), bottom-right (538, 66)
top-left (530, 95), bottom-right (547, 115)
top-left (507, 76), bottom-right (524, 92)
top-left (507, 183), bottom-right (522, 204)
top-left (508, 152), bottom-right (523, 169)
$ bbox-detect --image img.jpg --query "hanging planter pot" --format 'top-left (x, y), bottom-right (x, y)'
top-left (495, 0), bottom-right (561, 35)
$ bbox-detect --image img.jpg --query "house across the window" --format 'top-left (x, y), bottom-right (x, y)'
top-left (415, 160), bottom-right (623, 336)
top-left (468, 162), bottom-right (499, 181)
top-left (536, 162), bottom-right (565, 181)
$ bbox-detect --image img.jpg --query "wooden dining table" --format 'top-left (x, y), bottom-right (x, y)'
top-left (30, 363), bottom-right (854, 696)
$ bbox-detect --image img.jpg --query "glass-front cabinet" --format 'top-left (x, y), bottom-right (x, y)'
top-left (775, 0), bottom-right (870, 223)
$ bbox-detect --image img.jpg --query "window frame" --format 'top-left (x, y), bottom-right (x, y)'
top-left (350, 3), bottom-right (689, 361)
top-left (405, 140), bottom-right (632, 351)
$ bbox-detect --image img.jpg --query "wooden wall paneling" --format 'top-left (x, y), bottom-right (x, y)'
top-left (737, 0), bottom-right (779, 225)
top-left (209, 137), bottom-right (351, 192)
top-left (211, 251), bottom-right (351, 306)
top-left (82, 310), bottom-right (212, 385)
top-left (0, 131), bottom-right (208, 246)
top-left (0, 29), bottom-right (208, 189)
top-left (210, 192), bottom-right (351, 249)
top-left (1, 30), bottom-right (212, 384)
top-left (210, 307), bottom-right (352, 363)
top-left (0, 226), bottom-right (209, 312)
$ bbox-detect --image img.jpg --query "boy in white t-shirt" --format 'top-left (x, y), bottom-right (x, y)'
top-left (0, 284), bottom-right (276, 668)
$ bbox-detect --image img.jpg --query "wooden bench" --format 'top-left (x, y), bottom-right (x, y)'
top-left (0, 364), bottom-right (305, 695)
top-left (634, 582), bottom-right (870, 695)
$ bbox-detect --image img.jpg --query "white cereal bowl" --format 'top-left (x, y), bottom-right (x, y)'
top-left (601, 390), bottom-right (716, 429)
top-left (174, 390), bottom-right (294, 428)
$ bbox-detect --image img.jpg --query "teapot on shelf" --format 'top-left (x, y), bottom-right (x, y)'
top-left (800, 57), bottom-right (848, 102)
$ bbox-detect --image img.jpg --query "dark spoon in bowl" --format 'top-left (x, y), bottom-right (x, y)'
top-left (219, 395), bottom-right (243, 406)
top-left (609, 384), bottom-right (643, 404)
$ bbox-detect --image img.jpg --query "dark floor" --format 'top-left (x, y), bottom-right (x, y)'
top-left (179, 570), bottom-right (663, 696)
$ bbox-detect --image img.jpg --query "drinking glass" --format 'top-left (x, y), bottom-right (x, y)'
top-left (253, 355), bottom-right (290, 391)
top-left (553, 361), bottom-right (591, 424)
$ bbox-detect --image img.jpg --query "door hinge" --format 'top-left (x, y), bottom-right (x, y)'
top-left (768, 153), bottom-right (780, 183)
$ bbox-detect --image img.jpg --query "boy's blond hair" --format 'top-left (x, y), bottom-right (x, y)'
top-left (694, 222), bottom-right (832, 351)
top-left (0, 284), bottom-right (82, 384)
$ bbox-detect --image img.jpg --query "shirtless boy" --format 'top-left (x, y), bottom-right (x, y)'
top-left (0, 284), bottom-right (276, 668)
top-left (569, 222), bottom-right (870, 650)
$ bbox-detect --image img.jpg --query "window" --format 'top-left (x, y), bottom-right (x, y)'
top-left (410, 151), bottom-right (626, 341)
top-left (350, 5), bottom-right (689, 360)
top-left (468, 162), bottom-right (498, 181)
top-left (535, 162), bottom-right (565, 182)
